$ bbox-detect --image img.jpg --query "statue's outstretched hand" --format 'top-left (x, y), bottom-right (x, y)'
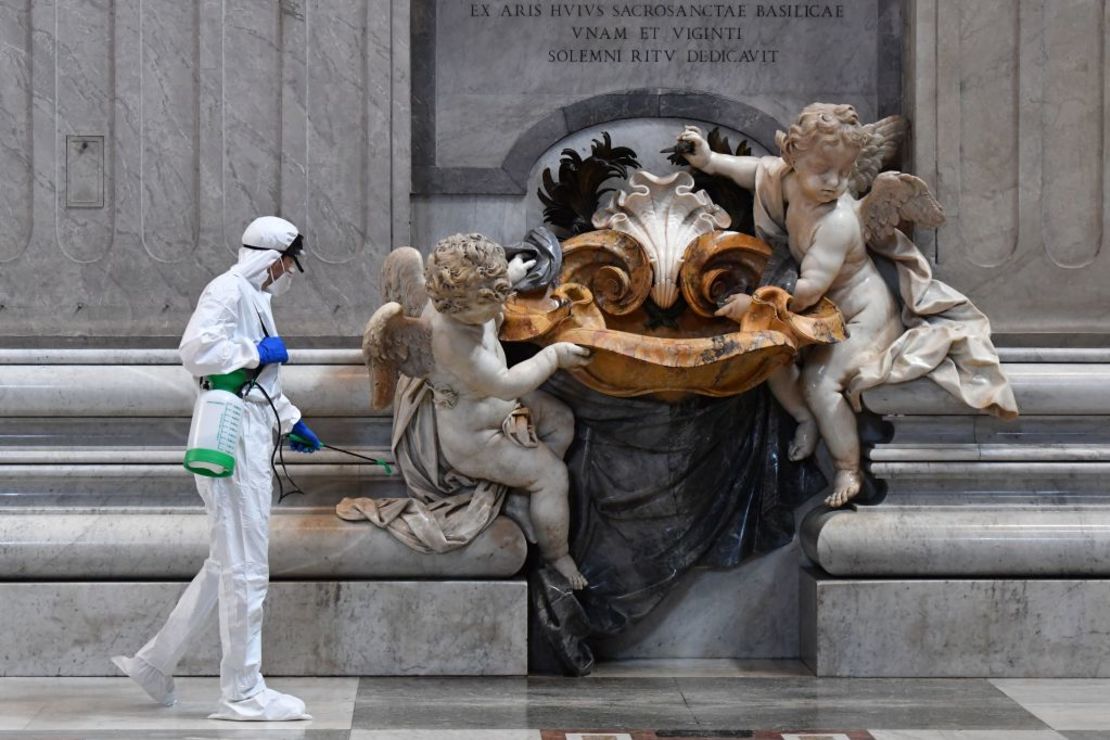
top-left (677, 125), bottom-right (712, 170)
top-left (552, 342), bottom-right (592, 369)
top-left (714, 293), bottom-right (753, 323)
top-left (507, 255), bottom-right (536, 286)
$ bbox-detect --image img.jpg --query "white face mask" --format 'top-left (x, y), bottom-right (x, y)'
top-left (263, 263), bottom-right (293, 296)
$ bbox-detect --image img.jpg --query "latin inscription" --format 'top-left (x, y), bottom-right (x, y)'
top-left (463, 3), bottom-right (849, 66)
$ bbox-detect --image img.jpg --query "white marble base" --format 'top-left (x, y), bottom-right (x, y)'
top-left (801, 569), bottom-right (1110, 677)
top-left (0, 581), bottom-right (527, 676)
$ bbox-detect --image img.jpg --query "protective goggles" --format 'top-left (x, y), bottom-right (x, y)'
top-left (242, 233), bottom-right (306, 272)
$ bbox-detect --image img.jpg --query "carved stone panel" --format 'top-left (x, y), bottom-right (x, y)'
top-left (910, 0), bottom-right (1110, 336)
top-left (0, 0), bottom-right (410, 340)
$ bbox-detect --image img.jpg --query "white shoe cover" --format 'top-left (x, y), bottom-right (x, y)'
top-left (207, 688), bottom-right (312, 722)
top-left (111, 655), bottom-right (177, 707)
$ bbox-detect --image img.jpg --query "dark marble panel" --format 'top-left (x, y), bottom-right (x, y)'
top-left (562, 90), bottom-right (662, 133)
top-left (354, 677), bottom-right (695, 730)
top-left (413, 166), bottom-right (522, 195)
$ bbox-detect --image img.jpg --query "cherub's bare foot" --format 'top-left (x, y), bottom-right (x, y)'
top-left (551, 555), bottom-right (589, 590)
top-left (825, 469), bottom-right (862, 508)
top-left (789, 419), bottom-right (818, 461)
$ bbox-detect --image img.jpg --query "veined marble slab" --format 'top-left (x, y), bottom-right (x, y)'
top-left (861, 364), bottom-right (1110, 416)
top-left (0, 510), bottom-right (527, 579)
top-left (0, 580), bottom-right (527, 676)
top-left (0, 365), bottom-right (373, 417)
top-left (0, 349), bottom-right (364, 365)
top-left (801, 570), bottom-right (1110, 677)
top-left (0, 445), bottom-right (393, 465)
top-left (801, 506), bottom-right (1110, 577)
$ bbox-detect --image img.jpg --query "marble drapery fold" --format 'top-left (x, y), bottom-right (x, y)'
top-left (846, 230), bottom-right (1018, 419)
top-left (336, 375), bottom-right (507, 553)
top-left (528, 372), bottom-right (826, 675)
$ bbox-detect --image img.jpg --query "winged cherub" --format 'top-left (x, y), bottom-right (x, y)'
top-left (363, 233), bottom-right (592, 588)
top-left (678, 103), bottom-right (1016, 508)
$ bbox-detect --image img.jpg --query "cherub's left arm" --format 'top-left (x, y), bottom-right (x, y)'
top-left (792, 211), bottom-right (859, 311)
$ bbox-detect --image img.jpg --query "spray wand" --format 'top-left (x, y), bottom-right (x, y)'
top-left (287, 434), bottom-right (394, 476)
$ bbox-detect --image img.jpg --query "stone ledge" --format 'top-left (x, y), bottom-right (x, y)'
top-left (0, 365), bottom-right (373, 417)
top-left (0, 580), bottom-right (527, 676)
top-left (861, 363), bottom-right (1110, 416)
top-left (0, 510), bottom-right (527, 579)
top-left (800, 569), bottom-right (1110, 677)
top-left (801, 506), bottom-right (1110, 577)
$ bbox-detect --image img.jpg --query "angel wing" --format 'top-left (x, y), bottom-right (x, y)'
top-left (362, 303), bottom-right (434, 410)
top-left (849, 115), bottom-right (908, 196)
top-left (381, 246), bottom-right (428, 318)
top-left (859, 171), bottom-right (946, 245)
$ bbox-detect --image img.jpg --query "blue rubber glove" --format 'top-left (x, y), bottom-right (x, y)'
top-left (289, 420), bottom-right (322, 453)
top-left (256, 336), bottom-right (289, 366)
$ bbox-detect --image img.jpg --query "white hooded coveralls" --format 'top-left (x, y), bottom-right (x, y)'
top-left (133, 245), bottom-right (301, 708)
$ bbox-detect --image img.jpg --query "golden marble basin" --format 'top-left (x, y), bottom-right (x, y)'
top-left (500, 229), bottom-right (846, 399)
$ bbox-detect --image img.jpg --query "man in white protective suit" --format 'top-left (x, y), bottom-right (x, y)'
top-left (112, 216), bottom-right (323, 722)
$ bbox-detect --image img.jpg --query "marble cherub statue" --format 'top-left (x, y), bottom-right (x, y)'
top-left (362, 233), bottom-right (592, 588)
top-left (677, 103), bottom-right (1017, 508)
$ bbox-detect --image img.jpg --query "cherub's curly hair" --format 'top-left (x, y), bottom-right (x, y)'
top-left (424, 233), bottom-right (512, 314)
top-left (776, 103), bottom-right (870, 165)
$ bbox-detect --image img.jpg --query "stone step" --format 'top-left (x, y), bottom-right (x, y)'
top-left (869, 460), bottom-right (1110, 479)
top-left (868, 443), bottom-right (1110, 462)
top-left (801, 569), bottom-right (1110, 677)
top-left (879, 414), bottom-right (1110, 446)
top-left (0, 509), bottom-right (527, 579)
top-left (0, 580), bottom-right (527, 676)
top-left (0, 446), bottom-right (394, 466)
top-left (0, 349), bottom-right (364, 365)
top-left (801, 505), bottom-right (1110, 577)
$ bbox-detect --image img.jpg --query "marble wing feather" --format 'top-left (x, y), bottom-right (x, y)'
top-left (362, 303), bottom-right (433, 410)
top-left (858, 171), bottom-right (946, 244)
top-left (381, 246), bottom-right (429, 318)
top-left (850, 115), bottom-right (908, 196)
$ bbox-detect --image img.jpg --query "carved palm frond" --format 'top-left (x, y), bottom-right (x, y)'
top-left (538, 132), bottom-right (642, 238)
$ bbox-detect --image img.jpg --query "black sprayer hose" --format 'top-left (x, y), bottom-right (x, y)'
top-left (245, 380), bottom-right (393, 503)
top-left (247, 380), bottom-right (308, 503)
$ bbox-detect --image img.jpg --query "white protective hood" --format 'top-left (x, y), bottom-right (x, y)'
top-left (230, 246), bottom-right (284, 291)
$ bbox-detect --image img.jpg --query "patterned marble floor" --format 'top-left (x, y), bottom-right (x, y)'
top-left (0, 662), bottom-right (1107, 739)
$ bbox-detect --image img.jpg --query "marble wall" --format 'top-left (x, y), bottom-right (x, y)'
top-left (907, 0), bottom-right (1110, 337)
top-left (0, 0), bottom-right (410, 341)
top-left (413, 0), bottom-right (903, 193)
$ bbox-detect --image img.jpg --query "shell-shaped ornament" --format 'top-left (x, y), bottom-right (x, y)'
top-left (592, 170), bottom-right (731, 309)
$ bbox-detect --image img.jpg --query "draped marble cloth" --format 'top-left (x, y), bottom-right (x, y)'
top-left (753, 156), bottom-right (1018, 419)
top-left (335, 375), bottom-right (507, 553)
top-left (528, 372), bottom-right (825, 675)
